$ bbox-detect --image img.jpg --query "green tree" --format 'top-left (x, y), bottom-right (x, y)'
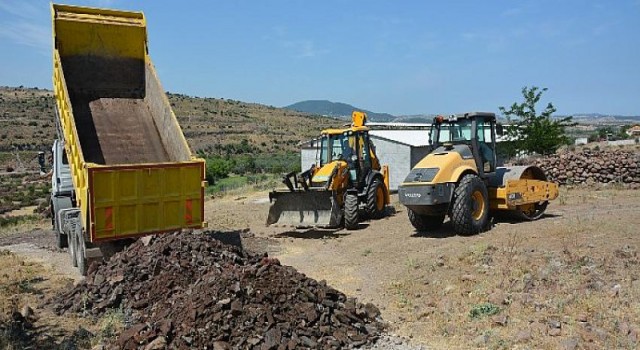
top-left (499, 86), bottom-right (574, 156)
top-left (205, 157), bottom-right (232, 185)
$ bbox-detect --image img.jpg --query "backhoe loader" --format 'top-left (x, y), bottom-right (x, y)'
top-left (398, 112), bottom-right (558, 235)
top-left (267, 111), bottom-right (390, 230)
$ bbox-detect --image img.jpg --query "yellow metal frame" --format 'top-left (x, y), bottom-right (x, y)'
top-left (489, 179), bottom-right (559, 210)
top-left (52, 4), bottom-right (206, 242)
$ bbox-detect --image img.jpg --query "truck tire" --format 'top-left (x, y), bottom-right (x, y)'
top-left (75, 233), bottom-right (87, 276)
top-left (68, 227), bottom-right (78, 268)
top-left (57, 231), bottom-right (68, 249)
top-left (51, 201), bottom-right (68, 249)
top-left (344, 193), bottom-right (359, 230)
top-left (451, 174), bottom-right (489, 235)
top-left (408, 209), bottom-right (444, 231)
top-left (366, 178), bottom-right (386, 219)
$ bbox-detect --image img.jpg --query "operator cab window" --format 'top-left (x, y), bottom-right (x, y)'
top-left (475, 118), bottom-right (495, 171)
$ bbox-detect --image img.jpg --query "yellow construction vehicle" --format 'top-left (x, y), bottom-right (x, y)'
top-left (398, 112), bottom-right (558, 235)
top-left (50, 4), bottom-right (206, 275)
top-left (267, 111), bottom-right (390, 230)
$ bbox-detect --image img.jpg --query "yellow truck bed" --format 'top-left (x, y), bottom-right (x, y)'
top-left (52, 4), bottom-right (205, 242)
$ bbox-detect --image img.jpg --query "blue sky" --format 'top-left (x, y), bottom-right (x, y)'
top-left (1, 0), bottom-right (638, 116)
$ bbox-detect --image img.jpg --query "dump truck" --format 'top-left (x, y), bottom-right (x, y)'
top-left (398, 112), bottom-right (558, 235)
top-left (50, 4), bottom-right (206, 275)
top-left (267, 111), bottom-right (390, 230)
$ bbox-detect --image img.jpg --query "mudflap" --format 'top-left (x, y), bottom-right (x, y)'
top-left (267, 190), bottom-right (342, 228)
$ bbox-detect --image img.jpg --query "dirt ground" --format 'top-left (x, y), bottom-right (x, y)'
top-left (203, 186), bottom-right (640, 349)
top-left (1, 186), bottom-right (639, 349)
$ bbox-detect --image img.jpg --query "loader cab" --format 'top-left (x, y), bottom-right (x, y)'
top-left (318, 128), bottom-right (377, 187)
top-left (430, 112), bottom-right (498, 178)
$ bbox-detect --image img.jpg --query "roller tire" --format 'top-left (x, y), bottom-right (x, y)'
top-left (451, 174), bottom-right (489, 236)
top-left (408, 209), bottom-right (445, 231)
top-left (344, 193), bottom-right (359, 230)
top-left (366, 178), bottom-right (386, 219)
top-left (516, 201), bottom-right (548, 221)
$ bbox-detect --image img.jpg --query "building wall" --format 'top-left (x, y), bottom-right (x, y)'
top-left (371, 137), bottom-right (412, 192)
top-left (301, 146), bottom-right (318, 172)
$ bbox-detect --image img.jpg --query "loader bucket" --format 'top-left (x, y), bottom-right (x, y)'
top-left (267, 190), bottom-right (342, 228)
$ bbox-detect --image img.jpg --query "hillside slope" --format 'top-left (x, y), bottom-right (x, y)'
top-left (0, 86), bottom-right (339, 164)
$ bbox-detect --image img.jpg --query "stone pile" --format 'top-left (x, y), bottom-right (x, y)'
top-left (533, 149), bottom-right (639, 186)
top-left (50, 232), bottom-right (383, 349)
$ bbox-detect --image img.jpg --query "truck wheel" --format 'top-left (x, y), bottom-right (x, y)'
top-left (75, 232), bottom-right (88, 276)
top-left (451, 174), bottom-right (489, 235)
top-left (366, 178), bottom-right (386, 219)
top-left (56, 231), bottom-right (68, 249)
top-left (68, 228), bottom-right (78, 268)
top-left (408, 209), bottom-right (444, 231)
top-left (344, 193), bottom-right (359, 230)
top-left (51, 201), bottom-right (68, 249)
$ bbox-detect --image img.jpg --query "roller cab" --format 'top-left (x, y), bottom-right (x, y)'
top-left (399, 112), bottom-right (559, 235)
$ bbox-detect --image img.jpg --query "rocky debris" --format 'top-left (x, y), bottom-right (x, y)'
top-left (531, 148), bottom-right (639, 186)
top-left (49, 232), bottom-right (384, 349)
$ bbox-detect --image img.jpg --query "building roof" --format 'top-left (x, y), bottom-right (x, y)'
top-left (300, 126), bottom-right (513, 149)
top-left (369, 130), bottom-right (431, 147)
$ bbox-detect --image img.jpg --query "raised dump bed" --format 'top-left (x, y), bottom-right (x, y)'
top-left (51, 4), bottom-right (206, 273)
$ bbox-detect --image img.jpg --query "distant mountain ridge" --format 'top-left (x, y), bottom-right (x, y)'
top-left (285, 100), bottom-right (395, 122)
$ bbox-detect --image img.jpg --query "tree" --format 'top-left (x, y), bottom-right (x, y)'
top-left (205, 157), bottom-right (233, 185)
top-left (499, 86), bottom-right (574, 156)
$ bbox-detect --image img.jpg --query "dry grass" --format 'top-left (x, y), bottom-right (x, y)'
top-left (0, 250), bottom-right (97, 349)
top-left (382, 187), bottom-right (640, 349)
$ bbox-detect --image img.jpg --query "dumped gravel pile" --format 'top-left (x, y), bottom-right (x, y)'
top-left (50, 232), bottom-right (383, 349)
top-left (534, 148), bottom-right (639, 186)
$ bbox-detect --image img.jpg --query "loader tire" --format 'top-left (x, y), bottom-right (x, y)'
top-left (408, 209), bottom-right (444, 231)
top-left (366, 178), bottom-right (386, 219)
top-left (344, 193), bottom-right (359, 230)
top-left (451, 174), bottom-right (489, 236)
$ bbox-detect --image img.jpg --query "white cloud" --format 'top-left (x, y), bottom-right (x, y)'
top-left (268, 26), bottom-right (329, 59)
top-left (0, 21), bottom-right (50, 51)
top-left (0, 0), bottom-right (50, 54)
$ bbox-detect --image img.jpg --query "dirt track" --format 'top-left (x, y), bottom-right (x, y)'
top-left (1, 186), bottom-right (639, 349)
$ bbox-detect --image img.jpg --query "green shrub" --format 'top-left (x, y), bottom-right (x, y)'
top-left (469, 303), bottom-right (500, 319)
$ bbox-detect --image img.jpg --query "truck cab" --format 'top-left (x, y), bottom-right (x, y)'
top-left (50, 139), bottom-right (74, 247)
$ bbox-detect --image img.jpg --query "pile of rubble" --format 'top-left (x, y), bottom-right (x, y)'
top-left (533, 148), bottom-right (639, 186)
top-left (50, 232), bottom-right (383, 349)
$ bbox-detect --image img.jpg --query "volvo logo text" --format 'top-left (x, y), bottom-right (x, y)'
top-left (404, 193), bottom-right (421, 198)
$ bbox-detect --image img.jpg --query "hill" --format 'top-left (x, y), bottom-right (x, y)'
top-left (285, 100), bottom-right (395, 122)
top-left (0, 86), bottom-right (339, 170)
